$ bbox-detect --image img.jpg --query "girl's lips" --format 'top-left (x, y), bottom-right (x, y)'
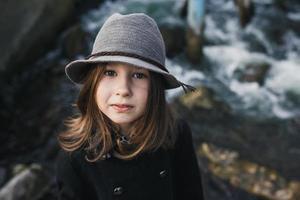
top-left (112, 104), bottom-right (133, 112)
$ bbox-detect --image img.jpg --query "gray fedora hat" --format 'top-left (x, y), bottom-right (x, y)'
top-left (65, 13), bottom-right (194, 91)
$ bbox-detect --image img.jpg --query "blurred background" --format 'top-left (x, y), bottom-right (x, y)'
top-left (0, 0), bottom-right (299, 199)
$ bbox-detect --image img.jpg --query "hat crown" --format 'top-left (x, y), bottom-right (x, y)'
top-left (92, 13), bottom-right (166, 66)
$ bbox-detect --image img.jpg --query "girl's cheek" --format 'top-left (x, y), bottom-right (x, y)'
top-left (99, 78), bottom-right (115, 90)
top-left (133, 79), bottom-right (149, 89)
top-left (99, 77), bottom-right (111, 83)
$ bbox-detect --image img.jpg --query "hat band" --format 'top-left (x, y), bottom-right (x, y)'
top-left (86, 51), bottom-right (169, 73)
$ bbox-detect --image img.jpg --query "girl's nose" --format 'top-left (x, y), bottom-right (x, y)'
top-left (115, 76), bottom-right (132, 97)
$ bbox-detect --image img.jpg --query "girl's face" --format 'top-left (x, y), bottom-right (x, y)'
top-left (96, 62), bottom-right (150, 132)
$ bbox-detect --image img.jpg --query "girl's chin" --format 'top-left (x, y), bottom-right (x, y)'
top-left (110, 119), bottom-right (132, 126)
top-left (109, 115), bottom-right (140, 125)
top-left (106, 114), bottom-right (144, 129)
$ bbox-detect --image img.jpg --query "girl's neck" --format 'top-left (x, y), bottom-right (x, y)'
top-left (119, 124), bottom-right (130, 136)
top-left (120, 128), bottom-right (129, 137)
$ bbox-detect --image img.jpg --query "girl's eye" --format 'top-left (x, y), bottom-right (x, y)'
top-left (104, 70), bottom-right (116, 77)
top-left (133, 72), bottom-right (147, 79)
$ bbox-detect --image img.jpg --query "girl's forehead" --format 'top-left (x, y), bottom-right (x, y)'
top-left (106, 62), bottom-right (147, 71)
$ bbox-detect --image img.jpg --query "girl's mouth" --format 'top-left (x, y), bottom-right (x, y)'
top-left (112, 104), bottom-right (133, 112)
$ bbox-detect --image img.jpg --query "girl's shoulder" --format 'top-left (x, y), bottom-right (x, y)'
top-left (175, 118), bottom-right (191, 131)
top-left (56, 147), bottom-right (86, 169)
top-left (174, 118), bottom-right (192, 137)
top-left (173, 118), bottom-right (194, 149)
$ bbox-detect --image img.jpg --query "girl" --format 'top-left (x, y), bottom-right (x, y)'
top-left (56, 13), bottom-right (204, 200)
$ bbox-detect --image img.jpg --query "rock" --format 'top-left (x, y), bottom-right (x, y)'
top-left (172, 90), bottom-right (300, 180)
top-left (286, 90), bottom-right (300, 107)
top-left (0, 0), bottom-right (97, 165)
top-left (179, 85), bottom-right (230, 112)
top-left (274, 0), bottom-right (286, 10)
top-left (198, 143), bottom-right (300, 200)
top-left (198, 144), bottom-right (262, 200)
top-left (61, 24), bottom-right (89, 59)
top-left (185, 0), bottom-right (205, 63)
top-left (73, 0), bottom-right (103, 14)
top-left (185, 25), bottom-right (204, 64)
top-left (233, 61), bottom-right (271, 85)
top-left (273, 0), bottom-right (300, 11)
top-left (0, 167), bottom-right (7, 188)
top-left (0, 0), bottom-right (74, 75)
top-left (0, 164), bottom-right (49, 200)
top-left (159, 21), bottom-right (185, 58)
top-left (12, 164), bottom-right (28, 176)
top-left (233, 0), bottom-right (255, 27)
top-left (0, 54), bottom-right (73, 164)
top-left (241, 33), bottom-right (268, 54)
top-left (178, 0), bottom-right (188, 18)
top-left (201, 171), bottom-right (265, 200)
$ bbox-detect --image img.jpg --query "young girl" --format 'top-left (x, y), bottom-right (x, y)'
top-left (56, 13), bottom-right (204, 200)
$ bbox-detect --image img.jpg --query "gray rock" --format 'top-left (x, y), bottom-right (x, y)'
top-left (178, 85), bottom-right (230, 111)
top-left (186, 26), bottom-right (204, 64)
top-left (233, 0), bottom-right (255, 27)
top-left (61, 24), bottom-right (89, 59)
top-left (0, 167), bottom-right (7, 188)
top-left (0, 164), bottom-right (49, 200)
top-left (0, 0), bottom-right (74, 73)
top-left (159, 21), bottom-right (185, 58)
top-left (173, 88), bottom-right (300, 180)
top-left (234, 61), bottom-right (271, 85)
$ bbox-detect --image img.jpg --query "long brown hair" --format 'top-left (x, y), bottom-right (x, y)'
top-left (58, 63), bottom-right (177, 161)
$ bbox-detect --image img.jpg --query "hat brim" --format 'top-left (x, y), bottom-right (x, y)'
top-left (65, 55), bottom-right (181, 89)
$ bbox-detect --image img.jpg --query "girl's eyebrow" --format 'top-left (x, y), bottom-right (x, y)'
top-left (134, 68), bottom-right (146, 71)
top-left (133, 66), bottom-right (148, 71)
top-left (105, 64), bottom-right (148, 72)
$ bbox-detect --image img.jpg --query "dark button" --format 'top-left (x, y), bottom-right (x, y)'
top-left (113, 186), bottom-right (123, 195)
top-left (159, 170), bottom-right (167, 178)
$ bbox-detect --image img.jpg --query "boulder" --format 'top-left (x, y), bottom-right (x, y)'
top-left (233, 61), bottom-right (271, 85)
top-left (198, 143), bottom-right (300, 200)
top-left (159, 21), bottom-right (185, 58)
top-left (0, 167), bottom-right (7, 188)
top-left (0, 164), bottom-right (49, 200)
top-left (61, 24), bottom-right (89, 59)
top-left (172, 85), bottom-right (300, 180)
top-left (178, 85), bottom-right (230, 111)
top-left (241, 33), bottom-right (268, 54)
top-left (185, 26), bottom-right (204, 64)
top-left (233, 0), bottom-right (255, 27)
top-left (0, 0), bottom-right (74, 75)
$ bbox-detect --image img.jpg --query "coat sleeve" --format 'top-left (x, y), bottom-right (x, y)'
top-left (173, 119), bottom-right (204, 200)
top-left (55, 150), bottom-right (88, 200)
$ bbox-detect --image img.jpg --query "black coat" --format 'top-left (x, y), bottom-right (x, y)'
top-left (55, 119), bottom-right (204, 200)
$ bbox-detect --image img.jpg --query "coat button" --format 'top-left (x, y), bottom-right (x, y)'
top-left (102, 153), bottom-right (111, 159)
top-left (113, 186), bottom-right (123, 195)
top-left (159, 170), bottom-right (167, 178)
